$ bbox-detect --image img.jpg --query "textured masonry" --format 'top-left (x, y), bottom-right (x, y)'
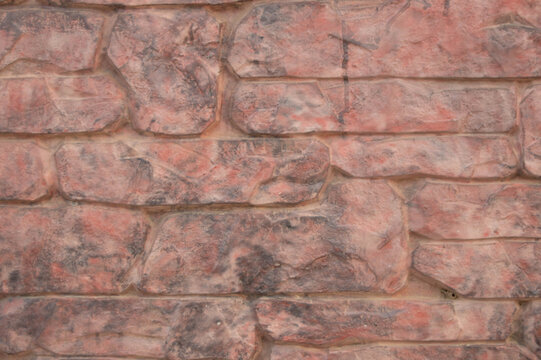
top-left (0, 0), bottom-right (540, 359)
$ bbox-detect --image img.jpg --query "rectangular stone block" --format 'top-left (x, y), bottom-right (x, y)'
top-left (329, 135), bottom-right (517, 179)
top-left (255, 298), bottom-right (517, 345)
top-left (0, 9), bottom-right (104, 71)
top-left (0, 76), bottom-right (125, 134)
top-left (140, 180), bottom-right (408, 294)
top-left (0, 206), bottom-right (149, 294)
top-left (55, 139), bottom-right (329, 206)
top-left (231, 81), bottom-right (516, 134)
top-left (0, 297), bottom-right (257, 359)
top-left (407, 181), bottom-right (541, 239)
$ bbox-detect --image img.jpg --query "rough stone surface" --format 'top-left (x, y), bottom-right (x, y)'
top-left (271, 345), bottom-right (537, 360)
top-left (231, 81), bottom-right (516, 134)
top-left (0, 297), bottom-right (257, 359)
top-left (407, 181), bottom-right (541, 239)
top-left (229, 3), bottom-right (343, 77)
top-left (0, 206), bottom-right (149, 294)
top-left (1, 0), bottom-right (540, 357)
top-left (230, 1), bottom-right (541, 77)
top-left (329, 135), bottom-right (517, 179)
top-left (522, 302), bottom-right (541, 358)
top-left (0, 142), bottom-right (50, 201)
top-left (342, 0), bottom-right (541, 78)
top-left (0, 76), bottom-right (125, 134)
top-left (108, 10), bottom-right (220, 135)
top-left (55, 139), bottom-right (329, 206)
top-left (0, 9), bottom-right (104, 71)
top-left (413, 241), bottom-right (541, 298)
top-left (56, 0), bottom-right (240, 4)
top-left (522, 85), bottom-right (541, 176)
top-left (140, 180), bottom-right (408, 294)
top-left (255, 298), bottom-right (517, 345)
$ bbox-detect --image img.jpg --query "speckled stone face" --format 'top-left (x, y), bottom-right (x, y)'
top-left (0, 0), bottom-right (540, 359)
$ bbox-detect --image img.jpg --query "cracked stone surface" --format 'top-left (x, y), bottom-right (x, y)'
top-left (140, 180), bottom-right (409, 294)
top-left (55, 139), bottom-right (329, 206)
top-left (328, 135), bottom-right (517, 179)
top-left (230, 1), bottom-right (541, 77)
top-left (407, 181), bottom-right (541, 239)
top-left (521, 85), bottom-right (541, 176)
top-left (522, 302), bottom-right (541, 358)
top-left (231, 81), bottom-right (516, 134)
top-left (0, 206), bottom-right (149, 294)
top-left (0, 76), bottom-right (125, 134)
top-left (413, 241), bottom-right (541, 298)
top-left (0, 142), bottom-right (50, 201)
top-left (255, 298), bottom-right (517, 345)
top-left (0, 297), bottom-right (257, 359)
top-left (229, 3), bottom-right (343, 77)
top-left (0, 9), bottom-right (104, 71)
top-left (108, 9), bottom-right (220, 135)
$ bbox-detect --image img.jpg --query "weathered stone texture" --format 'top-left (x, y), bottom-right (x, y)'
top-left (108, 10), bottom-right (220, 135)
top-left (0, 206), bottom-right (149, 294)
top-left (56, 0), bottom-right (241, 4)
top-left (0, 76), bottom-right (125, 134)
top-left (522, 85), bottom-right (541, 176)
top-left (55, 139), bottom-right (329, 206)
top-left (0, 10), bottom-right (104, 71)
top-left (0, 297), bottom-right (257, 359)
top-left (522, 302), bottom-right (541, 358)
top-left (230, 1), bottom-right (541, 78)
top-left (271, 345), bottom-right (537, 360)
top-left (329, 135), bottom-right (517, 179)
top-left (0, 142), bottom-right (50, 201)
top-left (232, 81), bottom-right (516, 134)
top-left (229, 3), bottom-right (343, 77)
top-left (255, 298), bottom-right (516, 345)
top-left (407, 181), bottom-right (541, 239)
top-left (413, 241), bottom-right (541, 298)
top-left (140, 180), bottom-right (408, 294)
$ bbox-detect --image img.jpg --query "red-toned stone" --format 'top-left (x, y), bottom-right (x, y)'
top-left (343, 0), bottom-right (541, 78)
top-left (0, 142), bottom-right (50, 201)
top-left (329, 135), bottom-right (517, 178)
top-left (230, 1), bottom-right (541, 78)
top-left (0, 9), bottom-right (104, 71)
top-left (255, 298), bottom-right (516, 345)
top-left (271, 345), bottom-right (537, 360)
top-left (56, 139), bottom-right (329, 206)
top-left (140, 180), bottom-right (408, 294)
top-left (108, 10), bottom-right (220, 135)
top-left (0, 76), bottom-right (125, 134)
top-left (271, 346), bottom-right (327, 360)
top-left (413, 241), bottom-right (541, 298)
top-left (0, 206), bottom-right (149, 294)
top-left (521, 85), bottom-right (541, 176)
top-left (229, 3), bottom-right (343, 77)
top-left (522, 302), bottom-right (541, 358)
top-left (0, 297), bottom-right (257, 359)
top-left (55, 0), bottom-right (241, 4)
top-left (407, 181), bottom-right (541, 239)
top-left (231, 81), bottom-right (516, 134)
